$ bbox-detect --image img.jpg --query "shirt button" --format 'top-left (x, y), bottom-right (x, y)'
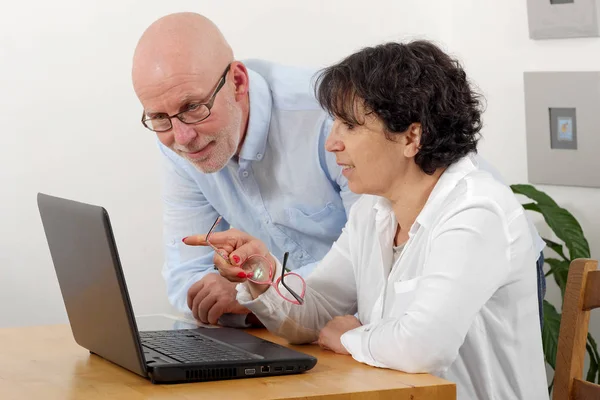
top-left (242, 171), bottom-right (249, 178)
top-left (264, 219), bottom-right (270, 225)
top-left (256, 153), bottom-right (263, 160)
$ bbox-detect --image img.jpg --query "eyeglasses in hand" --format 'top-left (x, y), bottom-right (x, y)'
top-left (206, 216), bottom-right (306, 305)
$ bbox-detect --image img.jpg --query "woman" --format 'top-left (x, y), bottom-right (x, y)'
top-left (183, 41), bottom-right (548, 399)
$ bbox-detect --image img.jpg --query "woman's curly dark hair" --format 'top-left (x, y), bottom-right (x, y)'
top-left (315, 40), bottom-right (484, 174)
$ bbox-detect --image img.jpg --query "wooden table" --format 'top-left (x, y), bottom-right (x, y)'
top-left (0, 324), bottom-right (455, 399)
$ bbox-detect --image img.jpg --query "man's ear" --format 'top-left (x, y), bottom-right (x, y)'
top-left (403, 123), bottom-right (422, 158)
top-left (231, 61), bottom-right (249, 100)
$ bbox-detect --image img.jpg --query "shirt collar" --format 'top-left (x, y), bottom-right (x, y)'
top-left (373, 153), bottom-right (478, 230)
top-left (238, 68), bottom-right (272, 161)
top-left (416, 153), bottom-right (478, 228)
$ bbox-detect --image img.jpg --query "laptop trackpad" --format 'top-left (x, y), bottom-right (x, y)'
top-left (197, 326), bottom-right (265, 344)
top-left (196, 327), bottom-right (299, 359)
top-left (234, 341), bottom-right (296, 359)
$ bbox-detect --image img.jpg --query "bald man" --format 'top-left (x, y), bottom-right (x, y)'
top-left (132, 12), bottom-right (360, 327)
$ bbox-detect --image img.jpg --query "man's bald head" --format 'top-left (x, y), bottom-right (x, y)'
top-left (132, 12), bottom-right (234, 94)
top-left (132, 12), bottom-right (250, 174)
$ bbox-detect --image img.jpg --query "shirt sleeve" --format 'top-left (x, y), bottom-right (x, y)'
top-left (237, 225), bottom-right (358, 344)
top-left (159, 143), bottom-right (229, 314)
top-left (340, 198), bottom-right (513, 374)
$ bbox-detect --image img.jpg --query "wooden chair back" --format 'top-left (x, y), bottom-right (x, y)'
top-left (553, 258), bottom-right (600, 400)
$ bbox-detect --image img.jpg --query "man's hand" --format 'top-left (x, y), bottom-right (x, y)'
top-left (187, 273), bottom-right (249, 325)
top-left (317, 315), bottom-right (362, 355)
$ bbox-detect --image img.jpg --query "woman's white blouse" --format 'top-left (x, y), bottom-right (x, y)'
top-left (237, 154), bottom-right (549, 400)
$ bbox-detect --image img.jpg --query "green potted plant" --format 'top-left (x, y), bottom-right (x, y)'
top-left (511, 184), bottom-right (599, 389)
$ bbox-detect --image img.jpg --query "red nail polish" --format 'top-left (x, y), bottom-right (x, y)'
top-left (182, 237), bottom-right (188, 243)
top-left (237, 272), bottom-right (247, 278)
top-left (233, 255), bottom-right (241, 264)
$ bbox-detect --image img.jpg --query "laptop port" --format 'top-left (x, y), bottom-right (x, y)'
top-left (274, 366), bottom-right (283, 372)
top-left (244, 368), bottom-right (256, 375)
top-left (286, 366), bottom-right (294, 372)
top-left (261, 366), bottom-right (270, 373)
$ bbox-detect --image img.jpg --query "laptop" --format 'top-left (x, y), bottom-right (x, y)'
top-left (36, 192), bottom-right (317, 384)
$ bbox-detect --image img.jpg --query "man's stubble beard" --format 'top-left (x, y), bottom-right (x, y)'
top-left (177, 99), bottom-right (243, 174)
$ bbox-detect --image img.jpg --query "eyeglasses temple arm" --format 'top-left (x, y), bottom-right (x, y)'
top-left (280, 252), bottom-right (304, 305)
top-left (207, 216), bottom-right (229, 264)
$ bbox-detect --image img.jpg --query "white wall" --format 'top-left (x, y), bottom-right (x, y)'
top-left (1, 0), bottom-right (597, 357)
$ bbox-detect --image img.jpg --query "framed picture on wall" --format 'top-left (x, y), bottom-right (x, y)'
top-left (526, 0), bottom-right (600, 39)
top-left (523, 71), bottom-right (600, 188)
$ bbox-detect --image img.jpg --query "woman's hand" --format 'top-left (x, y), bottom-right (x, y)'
top-left (183, 229), bottom-right (275, 298)
top-left (318, 315), bottom-right (362, 355)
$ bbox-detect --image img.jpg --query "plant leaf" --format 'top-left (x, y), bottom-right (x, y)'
top-left (536, 204), bottom-right (590, 260)
top-left (586, 342), bottom-right (599, 382)
top-left (545, 258), bottom-right (570, 297)
top-left (511, 183), bottom-right (594, 383)
top-left (543, 300), bottom-right (561, 370)
top-left (523, 203), bottom-right (542, 213)
top-left (588, 334), bottom-right (600, 384)
top-left (511, 184), bottom-right (559, 206)
top-left (543, 238), bottom-right (568, 261)
top-left (511, 184), bottom-right (589, 259)
top-left (588, 333), bottom-right (600, 360)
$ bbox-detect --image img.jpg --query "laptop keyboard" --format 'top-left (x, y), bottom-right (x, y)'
top-left (140, 329), bottom-right (257, 363)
